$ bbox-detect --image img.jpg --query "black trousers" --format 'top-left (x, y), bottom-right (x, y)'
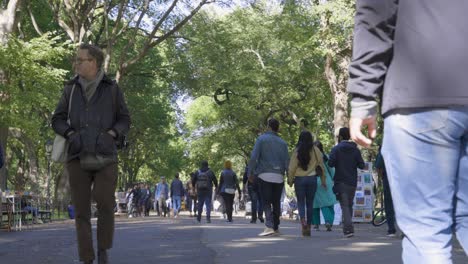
top-left (221, 193), bottom-right (235, 221)
top-left (259, 178), bottom-right (284, 230)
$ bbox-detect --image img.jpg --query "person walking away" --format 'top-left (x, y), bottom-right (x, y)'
top-left (312, 140), bottom-right (336, 232)
top-left (375, 147), bottom-right (396, 237)
top-left (218, 160), bottom-right (242, 222)
top-left (170, 172), bottom-right (185, 218)
top-left (248, 118), bottom-right (289, 236)
top-left (125, 187), bottom-right (135, 218)
top-left (192, 161), bottom-right (218, 223)
top-left (185, 180), bottom-right (195, 217)
top-left (243, 165), bottom-right (264, 223)
top-left (52, 44), bottom-right (130, 264)
top-left (287, 131), bottom-right (326, 236)
top-left (328, 127), bottom-right (365, 238)
top-left (189, 172), bottom-right (198, 217)
top-left (348, 2), bottom-right (468, 262)
top-left (143, 184), bottom-right (152, 216)
top-left (138, 183), bottom-right (148, 217)
top-left (155, 177), bottom-right (169, 217)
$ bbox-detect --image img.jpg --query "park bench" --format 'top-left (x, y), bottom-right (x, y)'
top-left (38, 210), bottom-right (52, 223)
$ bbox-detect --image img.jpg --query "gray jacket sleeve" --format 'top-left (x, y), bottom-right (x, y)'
top-left (347, 0), bottom-right (399, 118)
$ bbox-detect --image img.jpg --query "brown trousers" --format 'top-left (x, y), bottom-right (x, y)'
top-left (67, 159), bottom-right (118, 262)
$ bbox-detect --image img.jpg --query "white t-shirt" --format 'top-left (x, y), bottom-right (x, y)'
top-left (258, 172), bottom-right (284, 183)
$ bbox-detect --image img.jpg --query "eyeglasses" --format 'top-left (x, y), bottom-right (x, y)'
top-left (75, 57), bottom-right (94, 64)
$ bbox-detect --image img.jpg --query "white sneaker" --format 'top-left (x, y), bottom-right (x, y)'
top-left (258, 227), bottom-right (275, 237)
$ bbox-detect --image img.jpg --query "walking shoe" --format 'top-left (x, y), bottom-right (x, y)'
top-left (273, 229), bottom-right (281, 236)
top-left (97, 249), bottom-right (108, 264)
top-left (250, 220), bottom-right (256, 224)
top-left (313, 224), bottom-right (319, 231)
top-left (206, 219), bottom-right (211, 223)
top-left (259, 217), bottom-right (265, 223)
top-left (325, 223), bottom-right (332, 232)
top-left (387, 232), bottom-right (397, 237)
top-left (344, 232), bottom-right (354, 238)
top-left (258, 227), bottom-right (275, 237)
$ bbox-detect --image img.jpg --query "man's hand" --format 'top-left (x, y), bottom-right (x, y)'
top-left (349, 116), bottom-right (377, 148)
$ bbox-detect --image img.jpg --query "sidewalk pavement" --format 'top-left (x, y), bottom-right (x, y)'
top-left (0, 213), bottom-right (466, 264)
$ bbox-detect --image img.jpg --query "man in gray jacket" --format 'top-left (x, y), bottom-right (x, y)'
top-left (249, 118), bottom-right (289, 237)
top-left (52, 44), bottom-right (130, 264)
top-left (347, 1), bottom-right (468, 262)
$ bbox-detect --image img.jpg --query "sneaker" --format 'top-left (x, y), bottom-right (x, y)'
top-left (325, 223), bottom-right (332, 232)
top-left (387, 232), bottom-right (397, 237)
top-left (313, 225), bottom-right (319, 231)
top-left (259, 217), bottom-right (265, 223)
top-left (344, 232), bottom-right (354, 238)
top-left (206, 219), bottom-right (211, 224)
top-left (250, 220), bottom-right (257, 224)
top-left (258, 227), bottom-right (275, 237)
top-left (273, 229), bottom-right (280, 236)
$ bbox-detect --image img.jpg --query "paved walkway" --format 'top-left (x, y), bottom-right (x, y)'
top-left (0, 213), bottom-right (466, 263)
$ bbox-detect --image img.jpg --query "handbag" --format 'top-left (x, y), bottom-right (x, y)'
top-left (51, 84), bottom-right (76, 163)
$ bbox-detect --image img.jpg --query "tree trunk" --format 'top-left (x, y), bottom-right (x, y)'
top-left (0, 127), bottom-right (8, 190)
top-left (0, 0), bottom-right (21, 190)
top-left (325, 54), bottom-right (350, 139)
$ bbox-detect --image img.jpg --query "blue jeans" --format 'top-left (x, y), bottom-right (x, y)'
top-left (197, 191), bottom-right (212, 221)
top-left (383, 108), bottom-right (468, 263)
top-left (294, 176), bottom-right (317, 225)
top-left (172, 196), bottom-right (181, 216)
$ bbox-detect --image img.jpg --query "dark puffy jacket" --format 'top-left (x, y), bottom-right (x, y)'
top-left (52, 75), bottom-right (130, 161)
top-left (328, 141), bottom-right (365, 187)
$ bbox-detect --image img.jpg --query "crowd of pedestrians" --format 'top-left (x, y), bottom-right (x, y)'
top-left (119, 119), bottom-right (377, 241)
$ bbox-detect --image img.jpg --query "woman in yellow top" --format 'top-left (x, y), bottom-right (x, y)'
top-left (288, 131), bottom-right (326, 236)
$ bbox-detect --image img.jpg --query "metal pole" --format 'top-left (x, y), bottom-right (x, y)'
top-left (46, 158), bottom-right (51, 210)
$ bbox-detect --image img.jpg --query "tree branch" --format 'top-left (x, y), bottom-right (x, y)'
top-left (27, 3), bottom-right (43, 35)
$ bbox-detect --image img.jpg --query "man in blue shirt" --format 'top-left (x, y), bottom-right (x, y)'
top-left (155, 177), bottom-right (169, 217)
top-left (249, 118), bottom-right (289, 237)
top-left (170, 173), bottom-right (185, 218)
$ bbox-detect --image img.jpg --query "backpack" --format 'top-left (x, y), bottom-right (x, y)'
top-left (197, 170), bottom-right (211, 191)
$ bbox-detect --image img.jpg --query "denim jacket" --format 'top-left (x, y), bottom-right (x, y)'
top-left (248, 131), bottom-right (289, 176)
top-left (155, 183), bottom-right (169, 200)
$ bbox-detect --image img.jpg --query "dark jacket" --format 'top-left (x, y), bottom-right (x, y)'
top-left (328, 141), bottom-right (365, 187)
top-left (0, 143), bottom-right (3, 169)
top-left (347, 0), bottom-right (468, 116)
top-left (219, 169), bottom-right (241, 195)
top-left (51, 75), bottom-right (130, 161)
top-left (192, 167), bottom-right (218, 193)
top-left (170, 178), bottom-right (185, 197)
